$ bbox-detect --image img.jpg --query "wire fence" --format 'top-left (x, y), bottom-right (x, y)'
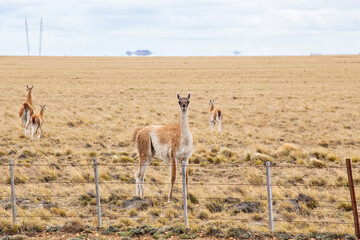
top-left (1, 161), bottom-right (360, 168)
top-left (0, 158), bottom-right (358, 236)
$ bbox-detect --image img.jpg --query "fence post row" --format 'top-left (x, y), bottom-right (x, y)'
top-left (346, 158), bottom-right (360, 239)
top-left (266, 161), bottom-right (274, 233)
top-left (93, 158), bottom-right (102, 229)
top-left (5, 157), bottom-right (359, 235)
top-left (9, 159), bottom-right (17, 224)
top-left (181, 162), bottom-right (188, 228)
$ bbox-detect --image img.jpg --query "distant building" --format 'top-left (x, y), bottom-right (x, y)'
top-left (126, 50), bottom-right (152, 56)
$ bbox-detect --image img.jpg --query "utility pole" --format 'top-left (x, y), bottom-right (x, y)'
top-left (39, 17), bottom-right (43, 56)
top-left (25, 17), bottom-right (30, 55)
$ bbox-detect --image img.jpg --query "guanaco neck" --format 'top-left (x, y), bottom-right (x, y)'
top-left (210, 103), bottom-right (214, 112)
top-left (40, 108), bottom-right (44, 117)
top-left (179, 109), bottom-right (191, 140)
top-left (27, 89), bottom-right (32, 105)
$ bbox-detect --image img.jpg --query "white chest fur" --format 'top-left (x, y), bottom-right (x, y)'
top-left (175, 135), bottom-right (193, 163)
top-left (150, 131), bottom-right (171, 162)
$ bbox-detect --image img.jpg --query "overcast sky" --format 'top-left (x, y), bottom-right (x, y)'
top-left (1, 0), bottom-right (360, 56)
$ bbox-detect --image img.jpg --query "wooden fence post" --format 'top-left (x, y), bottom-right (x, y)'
top-left (346, 158), bottom-right (360, 239)
top-left (181, 162), bottom-right (188, 228)
top-left (9, 159), bottom-right (17, 224)
top-left (93, 159), bottom-right (102, 228)
top-left (266, 161), bottom-right (274, 233)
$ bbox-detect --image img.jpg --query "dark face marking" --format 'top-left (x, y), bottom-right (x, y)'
top-left (177, 93), bottom-right (190, 112)
top-left (178, 98), bottom-right (190, 111)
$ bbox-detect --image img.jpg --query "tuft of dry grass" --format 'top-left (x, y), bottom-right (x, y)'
top-left (61, 219), bottom-right (85, 233)
top-left (309, 158), bottom-right (326, 168)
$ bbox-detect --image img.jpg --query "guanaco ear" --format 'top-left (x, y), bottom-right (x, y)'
top-left (187, 92), bottom-right (191, 99)
top-left (26, 85), bottom-right (29, 90)
top-left (31, 85), bottom-right (34, 89)
top-left (177, 92), bottom-right (180, 100)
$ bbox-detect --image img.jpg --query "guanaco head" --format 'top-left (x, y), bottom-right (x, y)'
top-left (209, 99), bottom-right (215, 111)
top-left (177, 92), bottom-right (191, 112)
top-left (26, 85), bottom-right (34, 91)
top-left (39, 105), bottom-right (46, 115)
top-left (209, 99), bottom-right (215, 106)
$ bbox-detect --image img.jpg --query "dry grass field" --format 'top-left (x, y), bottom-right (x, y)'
top-left (0, 55), bottom-right (360, 238)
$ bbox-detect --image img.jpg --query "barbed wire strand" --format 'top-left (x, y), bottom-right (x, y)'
top-left (0, 162), bottom-right (357, 169)
top-left (0, 180), bottom-right (354, 188)
top-left (0, 195), bottom-right (354, 203)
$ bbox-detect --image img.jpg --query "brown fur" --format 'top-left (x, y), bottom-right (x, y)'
top-left (132, 127), bottom-right (143, 143)
top-left (19, 102), bottom-right (35, 117)
top-left (30, 107), bottom-right (44, 125)
top-left (19, 103), bottom-right (28, 118)
top-left (134, 126), bottom-right (152, 161)
top-left (156, 124), bottom-right (180, 147)
top-left (211, 108), bottom-right (222, 120)
top-left (32, 114), bottom-right (41, 125)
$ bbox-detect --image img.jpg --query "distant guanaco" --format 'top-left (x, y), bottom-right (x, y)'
top-left (209, 99), bottom-right (222, 131)
top-left (27, 105), bottom-right (46, 139)
top-left (19, 85), bottom-right (36, 136)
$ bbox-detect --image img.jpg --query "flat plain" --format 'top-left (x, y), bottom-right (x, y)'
top-left (0, 55), bottom-right (359, 237)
